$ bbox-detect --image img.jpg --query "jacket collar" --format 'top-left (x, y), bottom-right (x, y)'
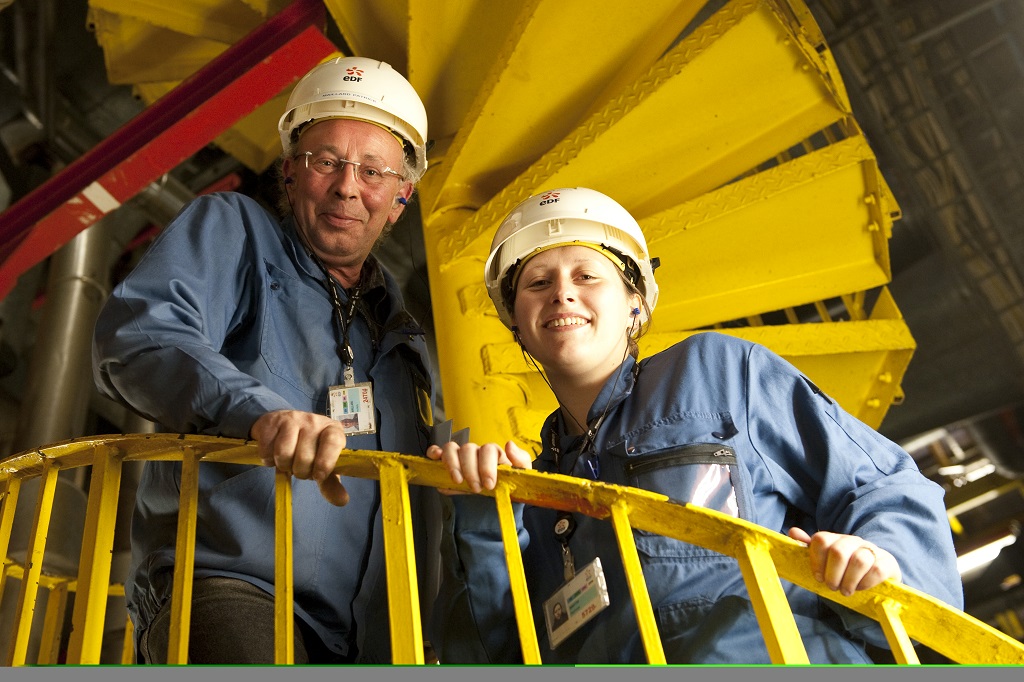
top-left (538, 354), bottom-right (640, 464)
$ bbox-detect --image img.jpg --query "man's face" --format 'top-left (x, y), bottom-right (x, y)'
top-left (282, 118), bottom-right (412, 280)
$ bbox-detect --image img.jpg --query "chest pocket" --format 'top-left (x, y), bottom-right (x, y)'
top-left (620, 444), bottom-right (744, 559)
top-left (260, 261), bottom-right (337, 400)
top-left (623, 444), bottom-right (739, 517)
top-left (609, 413), bottom-right (752, 559)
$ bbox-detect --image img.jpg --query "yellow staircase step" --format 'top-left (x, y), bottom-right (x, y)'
top-left (645, 134), bottom-right (896, 330)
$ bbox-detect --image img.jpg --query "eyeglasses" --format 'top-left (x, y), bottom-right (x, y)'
top-left (294, 151), bottom-right (405, 188)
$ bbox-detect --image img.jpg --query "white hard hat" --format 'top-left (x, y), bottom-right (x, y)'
top-left (484, 187), bottom-right (659, 328)
top-left (278, 56), bottom-right (429, 175)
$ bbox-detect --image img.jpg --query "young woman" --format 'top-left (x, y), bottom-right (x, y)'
top-left (427, 187), bottom-right (962, 664)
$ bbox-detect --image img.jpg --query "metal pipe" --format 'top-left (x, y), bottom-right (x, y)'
top-left (11, 217), bottom-right (114, 452)
top-left (135, 174), bottom-right (195, 226)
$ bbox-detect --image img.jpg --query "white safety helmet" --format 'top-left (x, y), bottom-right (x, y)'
top-left (484, 187), bottom-right (659, 328)
top-left (277, 56), bottom-right (429, 175)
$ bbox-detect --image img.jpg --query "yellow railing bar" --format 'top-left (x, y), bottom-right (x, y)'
top-left (997, 610), bottom-right (1024, 640)
top-left (735, 535), bottom-right (810, 664)
top-left (274, 470), bottom-right (295, 665)
top-left (122, 615), bottom-right (135, 664)
top-left (494, 481), bottom-right (541, 664)
top-left (812, 300), bottom-right (833, 322)
top-left (1, 561), bottom-right (128, 595)
top-left (876, 598), bottom-right (919, 664)
top-left (609, 500), bottom-right (665, 664)
top-left (379, 459), bottom-right (424, 664)
top-left (166, 447), bottom-right (201, 664)
top-left (38, 580), bottom-right (70, 664)
top-left (67, 443), bottom-right (124, 664)
top-left (2, 434), bottom-right (1024, 666)
top-left (7, 458), bottom-right (60, 666)
top-left (0, 475), bottom-right (23, 605)
top-left (0, 477), bottom-right (22, 558)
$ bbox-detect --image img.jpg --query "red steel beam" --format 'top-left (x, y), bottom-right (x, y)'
top-left (0, 0), bottom-right (336, 299)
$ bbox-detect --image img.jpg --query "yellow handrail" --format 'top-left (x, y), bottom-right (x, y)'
top-left (1, 434), bottom-right (1023, 665)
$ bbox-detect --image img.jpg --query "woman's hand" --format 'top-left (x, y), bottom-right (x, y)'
top-left (426, 440), bottom-right (533, 493)
top-left (788, 528), bottom-right (902, 596)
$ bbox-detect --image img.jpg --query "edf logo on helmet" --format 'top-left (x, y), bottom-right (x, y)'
top-left (540, 191), bottom-right (560, 205)
top-left (344, 66), bottom-right (364, 82)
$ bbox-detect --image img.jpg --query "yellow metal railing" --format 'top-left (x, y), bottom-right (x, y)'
top-left (2, 434), bottom-right (1024, 665)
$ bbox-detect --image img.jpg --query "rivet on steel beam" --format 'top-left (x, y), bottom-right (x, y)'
top-left (866, 398), bottom-right (881, 408)
top-left (878, 372), bottom-right (893, 384)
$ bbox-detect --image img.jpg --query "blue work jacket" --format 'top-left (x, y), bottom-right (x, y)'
top-left (430, 332), bottom-right (962, 664)
top-left (93, 192), bottom-right (439, 661)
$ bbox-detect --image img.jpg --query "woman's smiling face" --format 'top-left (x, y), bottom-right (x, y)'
top-left (512, 245), bottom-right (640, 384)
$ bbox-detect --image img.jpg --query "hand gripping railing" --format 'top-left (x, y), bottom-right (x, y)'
top-left (2, 434), bottom-right (1023, 665)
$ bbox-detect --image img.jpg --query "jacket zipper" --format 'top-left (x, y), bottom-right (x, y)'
top-left (622, 444), bottom-right (736, 477)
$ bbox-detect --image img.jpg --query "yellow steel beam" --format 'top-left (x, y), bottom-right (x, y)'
top-left (6, 459), bottom-right (60, 666)
top-left (88, 0), bottom-right (264, 44)
top-left (324, 0), bottom-right (407, 73)
top-left (644, 135), bottom-right (895, 331)
top-left (414, 0), bottom-right (705, 214)
top-left (240, 1), bottom-right (293, 17)
top-left (67, 444), bottom-right (125, 664)
top-left (407, 0), bottom-right (529, 164)
top-left (495, 482), bottom-right (542, 664)
top-left (422, 204), bottom-right (529, 440)
top-left (88, 7), bottom-right (230, 85)
top-left (274, 471), bottom-right (295, 665)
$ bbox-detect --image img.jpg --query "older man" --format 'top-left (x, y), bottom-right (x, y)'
top-left (93, 56), bottom-right (437, 664)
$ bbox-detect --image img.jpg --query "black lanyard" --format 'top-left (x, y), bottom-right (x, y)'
top-left (546, 359), bottom-right (640, 578)
top-left (324, 271), bottom-right (363, 367)
top-left (306, 246), bottom-right (363, 368)
top-left (548, 416), bottom-right (602, 481)
top-left (546, 359), bottom-right (639, 478)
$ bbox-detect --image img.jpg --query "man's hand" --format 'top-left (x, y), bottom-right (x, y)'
top-left (250, 410), bottom-right (349, 506)
top-left (788, 528), bottom-right (902, 596)
top-left (426, 440), bottom-right (533, 493)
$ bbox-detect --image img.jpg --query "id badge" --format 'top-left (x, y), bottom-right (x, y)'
top-left (543, 557), bottom-right (610, 649)
top-left (328, 382), bottom-right (377, 435)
